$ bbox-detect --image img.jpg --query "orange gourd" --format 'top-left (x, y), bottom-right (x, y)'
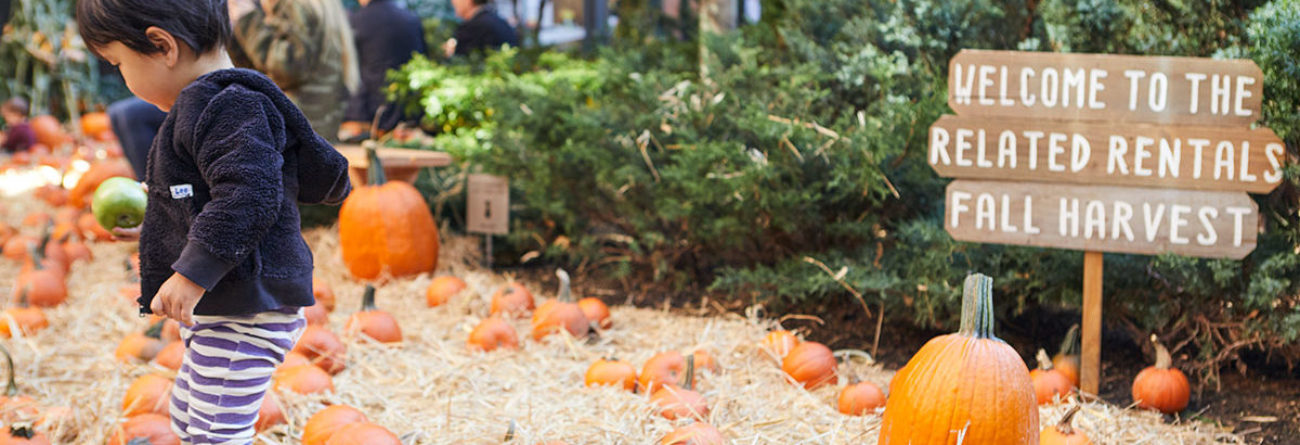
top-left (108, 413), bottom-right (180, 445)
top-left (153, 341), bottom-right (184, 371)
top-left (426, 275), bottom-right (467, 307)
top-left (1131, 335), bottom-right (1190, 415)
top-left (1052, 324), bottom-right (1081, 387)
top-left (531, 269), bottom-right (590, 340)
top-left (312, 276), bottom-right (335, 312)
top-left (292, 325), bottom-right (347, 374)
top-left (255, 392), bottom-right (285, 432)
top-left (837, 380), bottom-right (886, 416)
top-left (650, 355), bottom-right (708, 420)
top-left (761, 330), bottom-right (800, 363)
top-left (782, 341), bottom-right (836, 390)
top-left (661, 421), bottom-right (725, 445)
top-left (584, 358), bottom-right (636, 391)
top-left (1041, 405), bottom-right (1092, 445)
top-left (325, 422), bottom-right (401, 445)
top-left (338, 145), bottom-right (439, 280)
top-left (490, 282), bottom-right (535, 317)
top-left (0, 424), bottom-right (49, 445)
top-left (122, 373), bottom-right (171, 417)
top-left (302, 405), bottom-right (368, 445)
top-left (69, 159), bottom-right (134, 209)
top-left (344, 285), bottom-right (402, 343)
top-left (578, 297), bottom-right (611, 329)
top-left (878, 274), bottom-right (1039, 444)
top-left (1030, 349), bottom-right (1073, 405)
top-left (274, 364), bottom-right (335, 395)
top-left (467, 317), bottom-right (518, 352)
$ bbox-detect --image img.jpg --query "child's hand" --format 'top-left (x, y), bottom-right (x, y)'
top-left (151, 273), bottom-right (204, 325)
top-left (112, 225), bottom-right (142, 241)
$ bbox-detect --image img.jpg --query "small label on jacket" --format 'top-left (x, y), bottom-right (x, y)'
top-left (170, 184), bottom-right (194, 199)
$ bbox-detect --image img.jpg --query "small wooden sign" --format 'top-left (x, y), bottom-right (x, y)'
top-left (948, 50), bottom-right (1264, 126)
top-left (944, 180), bottom-right (1258, 259)
top-left (467, 174), bottom-right (510, 235)
top-left (928, 114), bottom-right (1286, 193)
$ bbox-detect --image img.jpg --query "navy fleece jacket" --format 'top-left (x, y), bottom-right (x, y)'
top-left (138, 68), bottom-right (351, 316)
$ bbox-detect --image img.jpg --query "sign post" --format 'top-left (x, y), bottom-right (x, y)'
top-left (467, 174), bottom-right (510, 269)
top-left (932, 50), bottom-right (1281, 396)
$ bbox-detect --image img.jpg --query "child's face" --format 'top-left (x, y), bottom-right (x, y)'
top-left (97, 28), bottom-right (194, 112)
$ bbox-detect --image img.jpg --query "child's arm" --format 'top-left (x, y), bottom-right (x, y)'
top-left (295, 132), bottom-right (352, 205)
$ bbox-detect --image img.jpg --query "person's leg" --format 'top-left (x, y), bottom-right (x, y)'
top-left (107, 97), bottom-right (166, 179)
top-left (177, 310), bottom-right (305, 444)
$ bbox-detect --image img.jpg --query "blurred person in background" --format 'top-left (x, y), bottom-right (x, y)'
top-left (445, 0), bottom-right (519, 58)
top-left (340, 0), bottom-right (426, 141)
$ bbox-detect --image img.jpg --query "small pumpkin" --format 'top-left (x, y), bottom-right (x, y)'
top-left (312, 276), bottom-right (336, 312)
top-left (2, 236), bottom-right (33, 261)
top-left (531, 269), bottom-right (590, 340)
top-left (29, 116), bottom-right (66, 148)
top-left (16, 245), bottom-right (66, 308)
top-left (78, 212), bottom-right (113, 241)
top-left (1052, 324), bottom-right (1081, 387)
top-left (302, 405), bottom-right (368, 445)
top-left (20, 213), bottom-right (49, 228)
top-left (0, 345), bottom-right (40, 423)
top-left (121, 374), bottom-right (171, 417)
top-left (650, 355), bottom-right (709, 420)
top-left (837, 380), bottom-right (886, 416)
top-left (152, 342), bottom-right (184, 371)
top-left (255, 392), bottom-right (285, 432)
top-left (782, 341), bottom-right (836, 390)
top-left (691, 349), bottom-right (718, 374)
top-left (1030, 349), bottom-right (1073, 405)
top-left (344, 285), bottom-right (402, 343)
top-left (304, 303), bottom-right (329, 326)
top-left (160, 320), bottom-right (181, 343)
top-left (70, 159), bottom-right (134, 209)
top-left (80, 112), bottom-right (111, 136)
top-left (761, 330), bottom-right (800, 363)
top-left (0, 424), bottom-right (49, 445)
top-left (115, 321), bottom-right (165, 363)
top-left (639, 351), bottom-right (694, 393)
top-left (0, 287), bottom-right (49, 339)
top-left (490, 282), bottom-right (535, 318)
top-left (426, 275), bottom-right (467, 307)
top-left (467, 317), bottom-right (518, 352)
top-left (292, 325), bottom-right (347, 374)
top-left (1041, 405), bottom-right (1092, 445)
top-left (584, 358), bottom-right (636, 391)
top-left (282, 351), bottom-right (312, 369)
top-left (877, 274), bottom-right (1039, 444)
top-left (661, 421), bottom-right (725, 445)
top-left (61, 237), bottom-right (92, 264)
top-left (338, 144), bottom-right (439, 280)
top-left (324, 422), bottom-right (401, 445)
top-left (107, 413), bottom-right (180, 445)
top-left (1131, 334), bottom-right (1190, 415)
top-left (578, 297), bottom-right (611, 329)
top-left (274, 364), bottom-right (335, 395)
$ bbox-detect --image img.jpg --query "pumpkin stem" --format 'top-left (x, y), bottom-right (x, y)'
top-left (1151, 334), bottom-right (1172, 370)
top-left (556, 269), bottom-right (572, 303)
top-left (503, 419), bottom-right (517, 442)
top-left (1056, 405), bottom-right (1082, 436)
top-left (682, 353), bottom-right (696, 391)
top-left (17, 284), bottom-right (31, 308)
top-left (364, 141), bottom-right (387, 185)
top-left (24, 243), bottom-right (44, 271)
top-left (7, 423), bottom-right (35, 439)
top-left (144, 319), bottom-right (165, 340)
top-left (127, 438), bottom-right (153, 445)
top-left (957, 273), bottom-right (997, 339)
top-left (0, 343), bottom-right (19, 397)
top-left (1059, 323), bottom-right (1080, 356)
top-left (1036, 349), bottom-right (1054, 371)
top-left (361, 285), bottom-right (378, 311)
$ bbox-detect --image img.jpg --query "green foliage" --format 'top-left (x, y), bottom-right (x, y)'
top-left (0, 0), bottom-right (110, 120)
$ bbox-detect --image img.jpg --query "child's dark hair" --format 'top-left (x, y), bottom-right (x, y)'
top-left (77, 0), bottom-right (231, 58)
top-left (1, 98), bottom-right (29, 117)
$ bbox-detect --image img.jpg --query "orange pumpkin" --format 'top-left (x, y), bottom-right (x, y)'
top-left (304, 303), bottom-right (329, 326)
top-left (0, 224), bottom-right (14, 246)
top-left (17, 250), bottom-right (66, 308)
top-left (69, 159), bottom-right (134, 209)
top-left (837, 380), bottom-right (886, 416)
top-left (338, 145), bottom-right (439, 280)
top-left (691, 349), bottom-right (718, 374)
top-left (282, 352), bottom-right (312, 369)
top-left (877, 274), bottom-right (1038, 444)
top-left (578, 297), bottom-right (611, 329)
top-left (122, 373), bottom-right (171, 417)
top-left (661, 421), bottom-right (725, 445)
top-left (531, 269), bottom-right (590, 340)
top-left (1041, 405), bottom-right (1092, 445)
top-left (80, 112), bottom-right (111, 136)
top-left (344, 285), bottom-right (401, 343)
top-left (0, 287), bottom-right (48, 339)
top-left (29, 116), bottom-right (66, 148)
top-left (0, 345), bottom-right (41, 424)
top-left (1131, 335), bottom-right (1190, 415)
top-left (490, 282), bottom-right (535, 317)
top-left (639, 351), bottom-right (697, 393)
top-left (782, 341), bottom-right (836, 390)
top-left (115, 321), bottom-right (166, 363)
top-left (0, 424), bottom-right (50, 445)
top-left (584, 358), bottom-right (636, 391)
top-left (274, 364), bottom-right (334, 395)
top-left (2, 236), bottom-right (33, 261)
top-left (426, 275), bottom-right (467, 307)
top-left (650, 355), bottom-right (708, 420)
top-left (107, 413), bottom-right (180, 445)
top-left (255, 392), bottom-right (285, 432)
top-left (1030, 349), bottom-right (1073, 405)
top-left (78, 212), bottom-right (113, 241)
top-left (1052, 324), bottom-right (1081, 387)
top-left (160, 320), bottom-right (181, 343)
top-left (761, 330), bottom-right (800, 363)
top-left (467, 317), bottom-right (518, 352)
top-left (312, 276), bottom-right (335, 312)
top-left (292, 325), bottom-right (347, 375)
top-left (152, 341), bottom-right (184, 371)
top-left (324, 422), bottom-right (401, 445)
top-left (20, 213), bottom-right (48, 228)
top-left (302, 405), bottom-right (368, 445)
top-left (61, 238), bottom-right (92, 263)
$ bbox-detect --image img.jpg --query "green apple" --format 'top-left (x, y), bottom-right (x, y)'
top-left (91, 177), bottom-right (147, 230)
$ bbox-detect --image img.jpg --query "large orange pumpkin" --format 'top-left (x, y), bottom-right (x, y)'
top-left (1131, 335), bottom-right (1190, 415)
top-left (69, 159), bottom-right (134, 209)
top-left (344, 285), bottom-right (402, 343)
top-left (585, 358), bottom-right (637, 391)
top-left (467, 317), bottom-right (518, 352)
top-left (877, 274), bottom-right (1038, 444)
top-left (302, 405), bottom-right (368, 445)
top-left (121, 373), bottom-right (172, 417)
top-left (1030, 349), bottom-right (1073, 405)
top-left (1041, 405), bottom-right (1092, 445)
top-left (1052, 324), bottom-right (1081, 387)
top-left (338, 145), bottom-right (439, 281)
top-left (108, 413), bottom-right (180, 445)
top-left (531, 269), bottom-right (590, 340)
top-left (782, 341), bottom-right (836, 390)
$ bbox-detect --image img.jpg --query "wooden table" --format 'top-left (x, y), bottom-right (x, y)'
top-left (335, 144), bottom-right (453, 185)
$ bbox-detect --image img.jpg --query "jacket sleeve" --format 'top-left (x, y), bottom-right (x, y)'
top-left (295, 132), bottom-right (352, 205)
top-left (170, 90), bottom-right (286, 291)
top-left (231, 2), bottom-right (320, 91)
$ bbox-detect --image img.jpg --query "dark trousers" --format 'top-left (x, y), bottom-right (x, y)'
top-left (107, 97), bottom-right (166, 179)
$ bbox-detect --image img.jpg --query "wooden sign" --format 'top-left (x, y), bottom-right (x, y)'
top-left (928, 114), bottom-right (1286, 193)
top-left (948, 50), bottom-right (1264, 126)
top-left (944, 180), bottom-right (1258, 259)
top-left (467, 174), bottom-right (510, 235)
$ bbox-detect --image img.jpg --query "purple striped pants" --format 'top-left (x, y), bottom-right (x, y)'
top-left (170, 308), bottom-right (305, 444)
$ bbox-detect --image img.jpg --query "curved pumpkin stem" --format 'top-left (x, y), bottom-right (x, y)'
top-left (957, 273), bottom-right (997, 340)
top-left (1151, 334), bottom-right (1172, 370)
top-left (361, 285), bottom-right (378, 312)
top-left (364, 142), bottom-right (387, 185)
top-left (7, 423), bottom-right (35, 439)
top-left (1036, 349), bottom-right (1054, 371)
top-left (0, 342), bottom-right (19, 397)
top-left (681, 353), bottom-right (696, 391)
top-left (556, 269), bottom-right (572, 303)
top-left (503, 419), bottom-right (518, 442)
top-left (1056, 405), bottom-right (1082, 436)
top-left (1059, 323), bottom-right (1080, 356)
